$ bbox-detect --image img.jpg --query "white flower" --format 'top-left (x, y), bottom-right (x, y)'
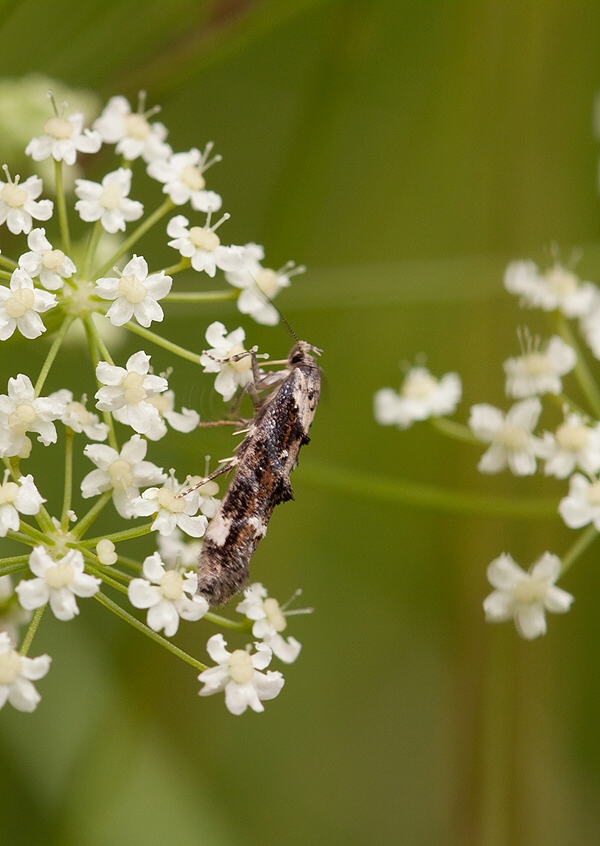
top-left (558, 473), bottom-right (600, 530)
top-left (0, 576), bottom-right (31, 645)
top-left (374, 366), bottom-right (462, 429)
top-left (167, 213), bottom-right (243, 277)
top-left (96, 539), bottom-right (117, 566)
top-left (225, 243), bottom-right (304, 326)
top-left (16, 547), bottom-right (100, 621)
top-left (148, 145), bottom-right (222, 210)
top-left (182, 477), bottom-right (221, 518)
top-left (18, 228), bottom-right (76, 290)
top-left (0, 268), bottom-right (57, 340)
top-left (542, 413), bottom-right (600, 478)
top-left (579, 302), bottom-right (600, 360)
top-left (504, 260), bottom-right (597, 317)
top-left (95, 255), bottom-right (172, 328)
top-left (130, 473), bottom-right (208, 538)
top-left (0, 173), bottom-right (53, 235)
top-left (81, 434), bottom-right (166, 519)
top-left (198, 633), bottom-right (284, 715)
top-left (0, 374), bottom-right (66, 457)
top-left (143, 389), bottom-right (200, 441)
top-left (469, 397), bottom-right (547, 475)
top-left (94, 351), bottom-right (168, 435)
top-left (26, 110), bottom-right (101, 165)
top-left (236, 583), bottom-right (302, 663)
top-left (200, 321), bottom-right (255, 402)
top-left (128, 552), bottom-right (208, 636)
top-left (0, 631), bottom-right (51, 712)
top-left (48, 389), bottom-right (108, 441)
top-left (75, 168), bottom-right (143, 233)
top-left (93, 95), bottom-right (171, 163)
top-left (483, 552), bottom-right (574, 639)
top-left (0, 471), bottom-right (45, 537)
top-left (503, 336), bottom-right (576, 398)
top-left (157, 527), bottom-right (204, 569)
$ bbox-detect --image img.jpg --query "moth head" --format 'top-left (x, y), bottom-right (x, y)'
top-left (288, 341), bottom-right (322, 366)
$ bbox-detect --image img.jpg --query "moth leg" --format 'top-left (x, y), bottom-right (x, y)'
top-left (202, 347), bottom-right (265, 408)
top-left (179, 458), bottom-right (239, 496)
top-left (197, 419), bottom-right (250, 428)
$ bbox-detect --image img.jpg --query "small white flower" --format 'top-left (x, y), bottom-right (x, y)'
top-left (225, 243), bottom-right (304, 326)
top-left (0, 631), bottom-right (51, 712)
top-left (128, 552), bottom-right (208, 636)
top-left (0, 268), bottom-right (56, 340)
top-left (0, 374), bottom-right (66, 457)
top-left (237, 583), bottom-right (303, 663)
top-left (0, 172), bottom-right (53, 235)
top-left (75, 167), bottom-right (143, 233)
top-left (504, 260), bottom-right (597, 317)
top-left (18, 228), bottom-right (76, 290)
top-left (469, 397), bottom-right (546, 475)
top-left (148, 145), bottom-right (222, 210)
top-left (81, 434), bottom-right (166, 518)
top-left (96, 539), bottom-right (117, 566)
top-left (143, 389), bottom-right (200, 441)
top-left (0, 576), bottom-right (31, 644)
top-left (198, 633), bottom-right (284, 715)
top-left (167, 213), bottom-right (243, 277)
top-left (484, 552), bottom-right (574, 639)
top-left (16, 547), bottom-right (100, 622)
top-left (93, 95), bottom-right (171, 163)
top-left (94, 351), bottom-right (168, 435)
top-left (0, 471), bottom-right (45, 537)
top-left (374, 366), bottom-right (462, 429)
top-left (95, 255), bottom-right (172, 328)
top-left (130, 472), bottom-right (208, 538)
top-left (542, 413), bottom-right (600, 478)
top-left (200, 321), bottom-right (255, 402)
top-left (26, 109), bottom-right (101, 165)
top-left (157, 527), bottom-right (204, 569)
top-left (579, 301), bottom-right (600, 361)
top-left (558, 473), bottom-right (600, 530)
top-left (504, 335), bottom-right (576, 398)
top-left (182, 477), bottom-right (221, 518)
top-left (48, 389), bottom-right (109, 441)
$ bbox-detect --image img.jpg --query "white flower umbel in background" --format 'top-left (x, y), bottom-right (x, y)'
top-left (504, 259), bottom-right (598, 317)
top-left (167, 213), bottom-right (243, 277)
top-left (0, 472), bottom-right (45, 537)
top-left (157, 527), bottom-right (204, 569)
top-left (374, 365), bottom-right (462, 429)
top-left (468, 397), bottom-right (547, 475)
top-left (558, 474), bottom-right (600, 530)
top-left (0, 170), bottom-right (53, 234)
top-left (144, 389), bottom-right (200, 441)
top-left (81, 434), bottom-right (166, 519)
top-left (0, 576), bottom-right (31, 644)
top-left (128, 552), bottom-right (208, 636)
top-left (0, 632), bottom-right (51, 713)
top-left (95, 255), bottom-right (172, 328)
top-left (542, 413), bottom-right (600, 478)
top-left (26, 105), bottom-right (101, 165)
top-left (18, 228), bottom-right (76, 290)
top-left (94, 351), bottom-right (168, 434)
top-left (49, 389), bottom-right (109, 441)
top-left (130, 473), bottom-right (208, 537)
top-left (0, 374), bottom-right (65, 457)
top-left (504, 335), bottom-right (576, 398)
top-left (237, 583), bottom-right (303, 663)
top-left (0, 267), bottom-right (57, 340)
top-left (93, 94), bottom-right (171, 163)
top-left (16, 547), bottom-right (100, 621)
top-left (200, 321), bottom-right (256, 402)
top-left (484, 552), bottom-right (574, 640)
top-left (198, 634), bottom-right (284, 715)
top-left (148, 145), bottom-right (222, 210)
top-left (75, 167), bottom-right (143, 233)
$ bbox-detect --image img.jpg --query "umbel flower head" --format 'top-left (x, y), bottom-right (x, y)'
top-left (374, 365), bottom-right (461, 429)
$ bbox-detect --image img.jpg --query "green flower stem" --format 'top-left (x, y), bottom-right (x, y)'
top-left (560, 524), bottom-right (598, 575)
top-left (430, 417), bottom-right (482, 444)
top-left (94, 198), bottom-right (175, 280)
top-left (115, 555), bottom-right (143, 573)
top-left (0, 269), bottom-right (11, 280)
top-left (6, 530), bottom-right (38, 548)
top-left (70, 490), bottom-right (113, 539)
top-left (159, 258), bottom-right (190, 276)
top-left (19, 605), bottom-right (46, 656)
top-left (0, 555), bottom-right (31, 577)
top-left (94, 591), bottom-right (208, 672)
top-left (60, 429), bottom-right (74, 532)
top-left (54, 160), bottom-right (71, 255)
top-left (204, 611), bottom-right (250, 632)
top-left (0, 253), bottom-right (17, 270)
top-left (82, 316), bottom-right (118, 450)
top-left (83, 313), bottom-right (114, 366)
top-left (549, 392), bottom-right (586, 417)
top-left (77, 521), bottom-right (154, 547)
top-left (123, 320), bottom-right (201, 364)
top-left (298, 460), bottom-right (559, 519)
top-left (163, 289), bottom-right (237, 303)
top-left (34, 313), bottom-right (75, 397)
top-left (83, 558), bottom-right (130, 596)
top-left (556, 314), bottom-right (600, 418)
top-left (17, 521), bottom-right (51, 545)
top-left (83, 220), bottom-right (104, 281)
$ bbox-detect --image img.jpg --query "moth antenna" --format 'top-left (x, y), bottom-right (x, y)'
top-left (249, 274), bottom-right (299, 343)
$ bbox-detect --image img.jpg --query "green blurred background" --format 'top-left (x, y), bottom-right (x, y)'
top-left (1, 1), bottom-right (600, 843)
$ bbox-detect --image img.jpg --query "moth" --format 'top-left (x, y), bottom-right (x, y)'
top-left (193, 339), bottom-right (321, 606)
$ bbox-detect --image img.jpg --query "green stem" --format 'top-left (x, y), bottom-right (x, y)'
top-left (204, 611), bottom-right (250, 632)
top-left (76, 521), bottom-right (154, 547)
top-left (19, 606), bottom-right (46, 656)
top-left (60, 429), bottom-right (74, 532)
top-left (115, 555), bottom-right (143, 573)
top-left (70, 490), bottom-right (113, 538)
top-left (159, 258), bottom-right (190, 276)
top-left (0, 269), bottom-right (11, 280)
top-left (0, 253), bottom-right (17, 270)
top-left (560, 524), bottom-right (598, 575)
top-left (164, 290), bottom-right (237, 303)
top-left (83, 220), bottom-right (104, 280)
top-left (6, 530), bottom-right (38, 548)
top-left (0, 555), bottom-right (31, 577)
top-left (123, 320), bottom-right (201, 364)
top-left (94, 199), bottom-right (175, 280)
top-left (34, 313), bottom-right (75, 397)
top-left (430, 417), bottom-right (482, 444)
top-left (17, 521), bottom-right (51, 545)
top-left (82, 557), bottom-right (130, 595)
top-left (54, 160), bottom-right (71, 255)
top-left (94, 591), bottom-right (208, 671)
top-left (83, 313), bottom-right (114, 366)
top-left (556, 314), bottom-right (600, 418)
top-left (82, 316), bottom-right (118, 450)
